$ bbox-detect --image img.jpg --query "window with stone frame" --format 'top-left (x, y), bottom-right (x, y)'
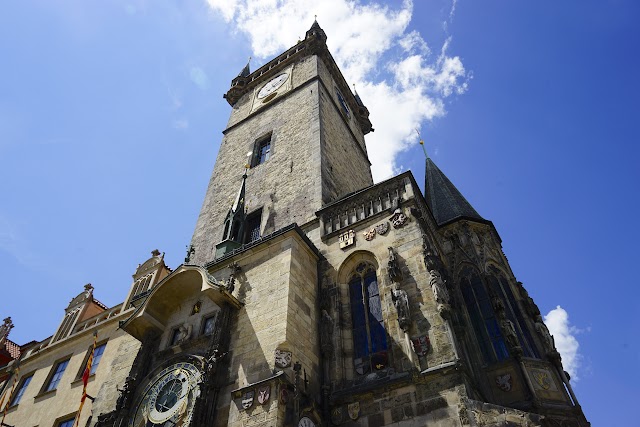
top-left (201, 313), bottom-right (217, 336)
top-left (459, 267), bottom-right (509, 364)
top-left (75, 341), bottom-right (108, 380)
top-left (9, 373), bottom-right (33, 406)
top-left (244, 209), bottom-right (263, 243)
top-left (251, 134), bottom-right (272, 167)
top-left (348, 262), bottom-right (389, 375)
top-left (43, 358), bottom-right (71, 393)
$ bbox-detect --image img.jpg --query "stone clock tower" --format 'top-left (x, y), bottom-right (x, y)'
top-left (88, 20), bottom-right (589, 427)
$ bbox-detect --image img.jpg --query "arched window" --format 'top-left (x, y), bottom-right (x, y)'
top-left (487, 268), bottom-right (540, 358)
top-left (460, 268), bottom-right (509, 363)
top-left (349, 262), bottom-right (388, 375)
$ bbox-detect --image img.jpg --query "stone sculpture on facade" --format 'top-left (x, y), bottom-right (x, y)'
top-left (176, 322), bottom-right (192, 345)
top-left (387, 246), bottom-right (401, 282)
top-left (391, 287), bottom-right (410, 332)
top-left (534, 315), bottom-right (557, 355)
top-left (499, 317), bottom-right (521, 353)
top-left (226, 262), bottom-right (241, 294)
top-left (429, 270), bottom-right (449, 305)
top-left (320, 310), bottom-right (334, 357)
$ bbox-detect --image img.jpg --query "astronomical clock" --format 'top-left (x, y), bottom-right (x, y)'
top-left (131, 362), bottom-right (202, 427)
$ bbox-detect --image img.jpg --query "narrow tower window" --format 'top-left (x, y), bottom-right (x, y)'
top-left (349, 262), bottom-right (388, 375)
top-left (252, 135), bottom-right (272, 167)
top-left (244, 209), bottom-right (263, 243)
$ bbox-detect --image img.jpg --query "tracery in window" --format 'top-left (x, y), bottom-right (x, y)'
top-left (349, 262), bottom-right (388, 375)
top-left (460, 268), bottom-right (509, 363)
top-left (487, 268), bottom-right (540, 358)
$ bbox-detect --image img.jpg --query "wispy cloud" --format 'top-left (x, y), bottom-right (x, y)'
top-left (189, 66), bottom-right (210, 90)
top-left (545, 306), bottom-right (583, 381)
top-left (205, 0), bottom-right (468, 181)
top-left (173, 119), bottom-right (189, 130)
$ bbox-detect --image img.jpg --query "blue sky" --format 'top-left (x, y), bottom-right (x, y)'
top-left (1, 1), bottom-right (638, 424)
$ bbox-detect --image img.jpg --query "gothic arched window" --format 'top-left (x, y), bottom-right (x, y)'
top-left (349, 262), bottom-right (388, 375)
top-left (487, 268), bottom-right (540, 358)
top-left (460, 268), bottom-right (509, 363)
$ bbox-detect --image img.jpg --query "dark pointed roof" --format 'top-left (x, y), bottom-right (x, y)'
top-left (238, 61), bottom-right (250, 78)
top-left (354, 88), bottom-right (365, 108)
top-left (425, 158), bottom-right (484, 226)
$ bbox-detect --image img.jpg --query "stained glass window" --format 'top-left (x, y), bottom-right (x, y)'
top-left (349, 263), bottom-right (388, 375)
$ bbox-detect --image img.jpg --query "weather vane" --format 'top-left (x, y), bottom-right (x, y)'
top-left (416, 129), bottom-right (428, 159)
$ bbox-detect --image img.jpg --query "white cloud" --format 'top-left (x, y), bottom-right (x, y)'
top-left (189, 66), bottom-right (210, 90)
top-left (205, 0), bottom-right (469, 181)
top-left (173, 119), bottom-right (189, 130)
top-left (545, 306), bottom-right (582, 381)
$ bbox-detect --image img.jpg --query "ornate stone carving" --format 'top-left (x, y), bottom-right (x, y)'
top-left (185, 244), bottom-right (195, 263)
top-left (175, 322), bottom-right (193, 345)
top-left (534, 315), bottom-right (558, 355)
top-left (375, 222), bottom-right (389, 235)
top-left (320, 310), bottom-right (334, 357)
top-left (429, 270), bottom-right (449, 305)
top-left (387, 247), bottom-right (401, 282)
top-left (391, 287), bottom-right (410, 332)
top-left (226, 262), bottom-right (241, 294)
top-left (495, 373), bottom-right (512, 391)
top-left (517, 281), bottom-right (541, 318)
top-left (389, 208), bottom-right (408, 228)
top-left (363, 228), bottom-right (375, 241)
top-left (0, 317), bottom-right (13, 344)
top-left (339, 230), bottom-right (355, 249)
top-left (116, 375), bottom-right (136, 410)
top-left (499, 317), bottom-right (521, 353)
top-left (275, 349), bottom-right (292, 368)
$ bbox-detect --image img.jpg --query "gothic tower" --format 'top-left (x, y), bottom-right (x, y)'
top-left (106, 21), bottom-right (588, 427)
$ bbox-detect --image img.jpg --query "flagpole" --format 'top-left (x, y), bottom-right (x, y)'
top-left (73, 330), bottom-right (98, 427)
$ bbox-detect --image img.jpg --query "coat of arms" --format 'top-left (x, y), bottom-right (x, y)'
top-left (532, 369), bottom-right (552, 390)
top-left (241, 390), bottom-right (254, 409)
top-left (274, 349), bottom-right (292, 368)
top-left (347, 402), bottom-right (360, 420)
top-left (330, 407), bottom-right (343, 425)
top-left (495, 374), bottom-right (512, 392)
top-left (363, 228), bottom-right (376, 241)
top-left (390, 209), bottom-right (408, 228)
top-left (375, 222), bottom-right (389, 235)
top-left (339, 230), bottom-right (355, 249)
top-left (257, 385), bottom-right (270, 404)
top-left (411, 335), bottom-right (430, 356)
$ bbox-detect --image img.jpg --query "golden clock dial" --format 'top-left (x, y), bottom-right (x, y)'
top-left (131, 362), bottom-right (202, 427)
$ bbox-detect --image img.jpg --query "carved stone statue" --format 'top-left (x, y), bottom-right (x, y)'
top-left (226, 262), bottom-right (241, 294)
top-left (391, 288), bottom-right (410, 332)
top-left (517, 282), bottom-right (541, 318)
top-left (387, 247), bottom-right (401, 282)
top-left (320, 310), bottom-right (334, 357)
top-left (429, 270), bottom-right (449, 305)
top-left (534, 315), bottom-right (556, 354)
top-left (500, 317), bottom-right (520, 351)
top-left (116, 375), bottom-right (136, 410)
top-left (176, 323), bottom-right (192, 344)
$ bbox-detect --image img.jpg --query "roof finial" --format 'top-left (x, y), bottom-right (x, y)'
top-left (416, 129), bottom-right (428, 159)
top-left (314, 14), bottom-right (317, 22)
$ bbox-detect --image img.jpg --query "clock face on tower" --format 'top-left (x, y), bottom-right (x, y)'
top-left (131, 362), bottom-right (202, 427)
top-left (257, 73), bottom-right (289, 100)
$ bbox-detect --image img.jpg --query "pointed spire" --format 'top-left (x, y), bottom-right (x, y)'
top-left (425, 158), bottom-right (484, 226)
top-left (305, 18), bottom-right (327, 42)
top-left (221, 169), bottom-right (248, 243)
top-left (238, 57), bottom-right (251, 78)
top-left (353, 84), bottom-right (365, 108)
